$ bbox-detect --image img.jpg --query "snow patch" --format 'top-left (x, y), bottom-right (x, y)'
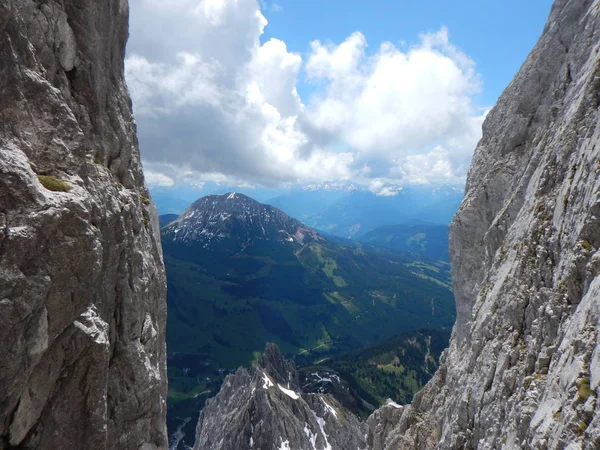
top-left (278, 439), bottom-right (291, 450)
top-left (322, 399), bottom-right (338, 419)
top-left (278, 384), bottom-right (299, 400)
top-left (262, 372), bottom-right (274, 389)
top-left (314, 413), bottom-right (332, 450)
top-left (385, 399), bottom-right (402, 409)
top-left (304, 424), bottom-right (318, 450)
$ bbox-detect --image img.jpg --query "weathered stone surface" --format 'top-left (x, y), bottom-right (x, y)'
top-left (193, 343), bottom-right (367, 450)
top-left (368, 0), bottom-right (600, 448)
top-left (0, 1), bottom-right (167, 449)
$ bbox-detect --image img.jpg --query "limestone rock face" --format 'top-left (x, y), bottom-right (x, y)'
top-left (368, 0), bottom-right (600, 448)
top-left (193, 343), bottom-right (367, 450)
top-left (0, 1), bottom-right (167, 449)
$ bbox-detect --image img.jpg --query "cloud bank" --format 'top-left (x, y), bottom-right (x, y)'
top-left (127, 0), bottom-right (485, 191)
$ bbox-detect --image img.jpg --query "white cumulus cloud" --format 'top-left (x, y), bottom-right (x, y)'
top-left (127, 0), bottom-right (485, 189)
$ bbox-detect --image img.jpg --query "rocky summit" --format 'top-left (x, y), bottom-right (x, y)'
top-left (0, 1), bottom-right (167, 449)
top-left (193, 343), bottom-right (366, 450)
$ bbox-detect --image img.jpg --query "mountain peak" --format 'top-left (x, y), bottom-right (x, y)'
top-left (189, 192), bottom-right (253, 208)
top-left (193, 344), bottom-right (366, 450)
top-left (257, 343), bottom-right (299, 389)
top-left (163, 193), bottom-right (322, 247)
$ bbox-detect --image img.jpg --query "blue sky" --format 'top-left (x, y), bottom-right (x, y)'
top-left (261, 0), bottom-right (553, 106)
top-left (126, 0), bottom-right (553, 201)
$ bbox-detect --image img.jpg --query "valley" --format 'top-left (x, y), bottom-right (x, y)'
top-left (299, 328), bottom-right (451, 418)
top-left (357, 224), bottom-right (450, 262)
top-left (160, 193), bottom-right (455, 448)
top-left (161, 193), bottom-right (455, 368)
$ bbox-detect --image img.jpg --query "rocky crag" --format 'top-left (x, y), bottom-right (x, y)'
top-left (0, 1), bottom-right (167, 449)
top-left (195, 0), bottom-right (600, 448)
top-left (193, 343), bottom-right (366, 450)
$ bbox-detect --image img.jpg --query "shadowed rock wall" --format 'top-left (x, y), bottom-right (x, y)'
top-left (0, 1), bottom-right (167, 448)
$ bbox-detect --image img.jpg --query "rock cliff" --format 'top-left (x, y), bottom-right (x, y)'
top-left (368, 0), bottom-right (600, 448)
top-left (0, 1), bottom-right (167, 449)
top-left (193, 0), bottom-right (600, 448)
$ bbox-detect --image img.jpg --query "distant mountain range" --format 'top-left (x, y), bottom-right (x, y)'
top-left (357, 223), bottom-right (450, 261)
top-left (152, 183), bottom-right (464, 239)
top-left (267, 184), bottom-right (463, 238)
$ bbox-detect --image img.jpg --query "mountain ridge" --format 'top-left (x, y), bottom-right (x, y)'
top-left (193, 343), bottom-right (367, 450)
top-left (162, 192), bottom-right (455, 367)
top-left (357, 223), bottom-right (450, 261)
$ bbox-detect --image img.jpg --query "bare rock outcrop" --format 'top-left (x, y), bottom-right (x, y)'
top-left (368, 0), bottom-right (600, 448)
top-left (193, 343), bottom-right (367, 450)
top-left (0, 1), bottom-right (167, 449)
